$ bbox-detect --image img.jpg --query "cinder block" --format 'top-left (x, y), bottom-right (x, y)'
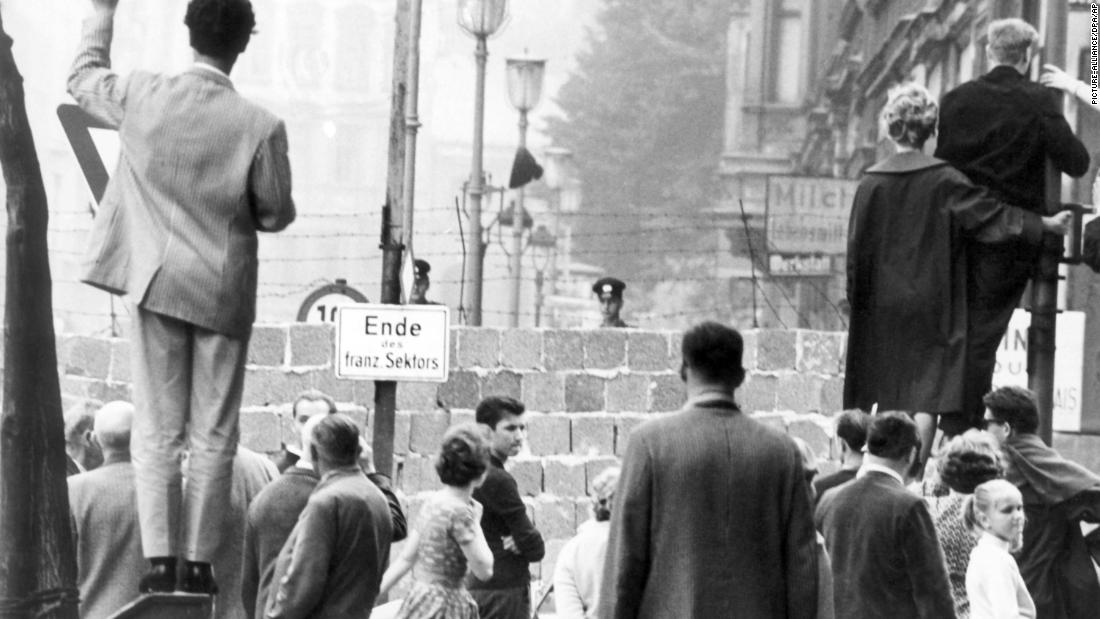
top-left (788, 414), bottom-right (832, 464)
top-left (309, 369), bottom-right (357, 404)
top-left (543, 330), bottom-right (585, 371)
top-left (240, 408), bottom-right (282, 453)
top-left (393, 411), bottom-right (412, 455)
top-left (571, 414), bottom-right (616, 456)
top-left (501, 329), bottom-right (542, 370)
top-left (339, 404), bottom-right (369, 430)
top-left (88, 380), bottom-right (131, 404)
top-left (396, 381), bottom-right (439, 411)
top-left (60, 375), bottom-right (95, 400)
top-left (109, 339), bottom-right (130, 383)
top-left (508, 457), bottom-right (543, 496)
top-left (399, 454), bottom-right (437, 494)
top-left (753, 411), bottom-right (790, 432)
top-left (532, 495), bottom-right (577, 540)
top-left (821, 377), bottom-right (845, 413)
top-left (739, 374), bottom-right (778, 413)
top-left (352, 380), bottom-right (377, 409)
top-left (755, 329), bottom-right (797, 371)
top-left (647, 373), bottom-right (684, 412)
top-left (59, 335), bottom-right (111, 380)
top-left (667, 331), bottom-right (683, 371)
top-left (585, 456), bottom-right (621, 493)
top-left (526, 413), bottom-right (571, 456)
top-left (614, 414), bottom-right (650, 456)
top-left (289, 323), bottom-right (334, 367)
top-left (627, 332), bottom-right (669, 372)
top-left (543, 456), bottom-right (587, 496)
top-left (740, 330), bottom-right (757, 374)
top-left (482, 370), bottom-right (523, 401)
top-left (522, 373), bottom-right (565, 412)
top-left (409, 410), bottom-right (451, 455)
top-left (248, 325), bottom-right (287, 367)
top-left (565, 374), bottom-right (606, 412)
top-left (450, 409), bottom-right (476, 428)
top-left (798, 330), bottom-right (842, 375)
top-left (437, 370), bottom-right (481, 410)
top-left (775, 374), bottom-right (824, 413)
top-left (606, 374), bottom-right (649, 412)
top-left (584, 330), bottom-right (627, 370)
top-left (457, 327), bottom-right (500, 368)
top-left (241, 368), bottom-right (311, 407)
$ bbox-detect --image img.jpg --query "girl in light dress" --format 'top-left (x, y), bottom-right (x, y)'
top-left (964, 479), bottom-right (1036, 619)
top-left (380, 423), bottom-right (494, 618)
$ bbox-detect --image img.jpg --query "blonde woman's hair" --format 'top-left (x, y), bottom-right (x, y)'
top-left (881, 83), bottom-right (938, 148)
top-left (963, 479), bottom-right (1024, 549)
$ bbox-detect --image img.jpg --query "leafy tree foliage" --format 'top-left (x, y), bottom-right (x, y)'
top-left (545, 0), bottom-right (736, 316)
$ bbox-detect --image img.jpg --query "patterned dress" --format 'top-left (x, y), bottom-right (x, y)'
top-left (396, 492), bottom-right (481, 619)
top-left (927, 492), bottom-right (976, 619)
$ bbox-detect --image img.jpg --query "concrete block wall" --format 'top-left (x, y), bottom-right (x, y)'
top-left (56, 324), bottom-right (849, 582)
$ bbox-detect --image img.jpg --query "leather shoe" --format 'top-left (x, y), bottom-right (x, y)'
top-left (178, 561), bottom-right (218, 595)
top-left (138, 557), bottom-right (177, 593)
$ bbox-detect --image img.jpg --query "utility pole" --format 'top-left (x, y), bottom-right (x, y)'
top-left (0, 12), bottom-right (79, 619)
top-left (1029, 0), bottom-right (1068, 446)
top-left (374, 0), bottom-right (412, 478)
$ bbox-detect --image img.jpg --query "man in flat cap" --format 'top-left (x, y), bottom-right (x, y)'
top-left (593, 277), bottom-right (629, 328)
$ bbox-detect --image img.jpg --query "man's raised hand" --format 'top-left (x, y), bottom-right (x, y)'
top-left (1042, 210), bottom-right (1073, 235)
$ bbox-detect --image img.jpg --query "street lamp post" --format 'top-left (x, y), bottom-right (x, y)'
top-left (529, 224), bottom-right (557, 327)
top-left (458, 0), bottom-right (508, 326)
top-left (505, 56), bottom-right (546, 327)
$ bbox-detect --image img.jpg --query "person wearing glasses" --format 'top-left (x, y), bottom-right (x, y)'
top-left (981, 386), bottom-right (1100, 619)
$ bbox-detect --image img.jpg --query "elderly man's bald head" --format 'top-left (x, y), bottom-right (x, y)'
top-left (94, 401), bottom-right (134, 452)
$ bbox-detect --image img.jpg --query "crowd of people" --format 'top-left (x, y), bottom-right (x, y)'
top-left (57, 0), bottom-right (1100, 616)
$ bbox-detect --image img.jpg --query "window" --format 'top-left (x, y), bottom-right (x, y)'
top-left (769, 0), bottom-right (805, 104)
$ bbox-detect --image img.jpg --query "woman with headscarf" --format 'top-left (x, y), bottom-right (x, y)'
top-left (843, 83), bottom-right (1072, 472)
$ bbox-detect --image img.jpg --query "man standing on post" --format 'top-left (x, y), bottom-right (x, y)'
top-left (935, 17), bottom-right (1089, 433)
top-left (815, 412), bottom-right (956, 619)
top-left (469, 396), bottom-right (545, 618)
top-left (68, 0), bottom-right (296, 594)
top-left (600, 321), bottom-right (818, 619)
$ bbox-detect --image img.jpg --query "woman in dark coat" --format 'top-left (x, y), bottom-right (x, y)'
top-left (844, 83), bottom-right (1071, 466)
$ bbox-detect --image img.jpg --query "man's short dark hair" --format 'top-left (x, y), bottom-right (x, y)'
top-left (475, 396), bottom-right (525, 429)
top-left (835, 409), bottom-right (871, 452)
top-left (982, 385), bottom-right (1040, 435)
top-left (681, 322), bottom-right (746, 388)
top-left (865, 411), bottom-right (920, 461)
top-left (311, 413), bottom-right (361, 466)
top-left (185, 0), bottom-right (256, 59)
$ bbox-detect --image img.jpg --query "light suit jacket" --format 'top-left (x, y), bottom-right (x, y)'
top-left (67, 12), bottom-right (295, 338)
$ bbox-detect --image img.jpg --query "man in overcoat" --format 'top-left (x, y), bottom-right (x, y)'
top-left (935, 17), bottom-right (1089, 432)
top-left (815, 412), bottom-right (956, 619)
top-left (67, 0), bottom-right (295, 593)
top-left (599, 321), bottom-right (818, 618)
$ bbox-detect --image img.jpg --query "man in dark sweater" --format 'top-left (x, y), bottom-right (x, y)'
top-left (240, 402), bottom-right (405, 619)
top-left (468, 396), bottom-right (545, 619)
top-left (935, 17), bottom-right (1090, 433)
top-left (816, 412), bottom-right (955, 619)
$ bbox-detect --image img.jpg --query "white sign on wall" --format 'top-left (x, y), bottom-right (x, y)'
top-left (992, 309), bottom-right (1085, 432)
top-left (335, 304), bottom-right (450, 382)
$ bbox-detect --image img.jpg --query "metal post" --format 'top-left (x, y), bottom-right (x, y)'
top-left (1029, 0), bottom-right (1068, 446)
top-left (401, 0), bottom-right (423, 284)
top-left (534, 269), bottom-right (545, 327)
top-left (508, 110), bottom-right (528, 327)
top-left (465, 35), bottom-right (489, 326)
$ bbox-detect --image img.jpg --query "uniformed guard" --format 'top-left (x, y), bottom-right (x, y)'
top-left (592, 277), bottom-right (629, 328)
top-left (411, 259), bottom-right (435, 305)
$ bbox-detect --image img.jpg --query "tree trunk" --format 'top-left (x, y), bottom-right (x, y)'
top-left (0, 10), bottom-right (80, 619)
